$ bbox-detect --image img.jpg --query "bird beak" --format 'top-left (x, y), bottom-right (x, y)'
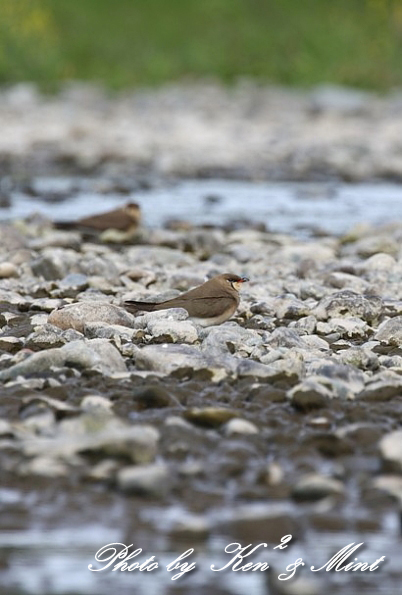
top-left (240, 277), bottom-right (249, 283)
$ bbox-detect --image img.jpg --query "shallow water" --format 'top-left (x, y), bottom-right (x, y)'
top-left (2, 178), bottom-right (402, 235)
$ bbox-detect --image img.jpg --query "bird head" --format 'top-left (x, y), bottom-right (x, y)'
top-left (221, 273), bottom-right (249, 292)
top-left (124, 203), bottom-right (141, 222)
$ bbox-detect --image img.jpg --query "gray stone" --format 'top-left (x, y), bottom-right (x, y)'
top-left (292, 473), bottom-right (344, 501)
top-left (146, 318), bottom-right (198, 344)
top-left (48, 301), bottom-right (135, 332)
top-left (80, 395), bottom-right (113, 412)
top-left (25, 327), bottom-right (66, 350)
top-left (237, 356), bottom-right (302, 385)
top-left (288, 379), bottom-right (333, 410)
top-left (359, 371), bottom-right (402, 401)
top-left (133, 343), bottom-right (230, 381)
top-left (19, 456), bottom-right (68, 478)
top-left (31, 298), bottom-right (66, 313)
top-left (307, 361), bottom-right (365, 395)
top-left (184, 407), bottom-right (237, 427)
top-left (274, 295), bottom-right (311, 319)
top-left (84, 322), bottom-right (135, 341)
top-left (375, 316), bottom-right (402, 346)
top-left (353, 235), bottom-right (399, 258)
top-left (23, 415), bottom-right (159, 464)
top-left (0, 338), bottom-right (127, 380)
top-left (200, 324), bottom-right (263, 357)
top-left (335, 347), bottom-right (379, 371)
top-left (314, 290), bottom-right (382, 322)
top-left (291, 315), bottom-right (317, 335)
top-left (363, 252), bottom-right (396, 271)
top-left (372, 475), bottom-right (402, 505)
top-left (117, 463), bottom-right (170, 496)
top-left (0, 337), bottom-right (23, 353)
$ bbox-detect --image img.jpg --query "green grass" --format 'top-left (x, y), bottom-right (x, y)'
top-left (1, 0), bottom-right (402, 90)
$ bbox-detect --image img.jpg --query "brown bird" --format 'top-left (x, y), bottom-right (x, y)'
top-left (124, 273), bottom-right (249, 326)
top-left (55, 202), bottom-right (141, 233)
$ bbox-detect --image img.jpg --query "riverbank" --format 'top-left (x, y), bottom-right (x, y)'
top-left (2, 82), bottom-right (402, 182)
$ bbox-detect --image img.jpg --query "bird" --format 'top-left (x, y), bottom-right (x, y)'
top-left (55, 202), bottom-right (141, 233)
top-left (124, 273), bottom-right (249, 327)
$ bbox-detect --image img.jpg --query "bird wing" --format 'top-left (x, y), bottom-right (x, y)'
top-left (161, 295), bottom-right (237, 318)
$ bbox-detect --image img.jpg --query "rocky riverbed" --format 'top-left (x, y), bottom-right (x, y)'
top-left (1, 208), bottom-right (402, 594)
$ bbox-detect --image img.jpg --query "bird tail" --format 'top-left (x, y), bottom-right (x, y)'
top-left (124, 300), bottom-right (158, 313)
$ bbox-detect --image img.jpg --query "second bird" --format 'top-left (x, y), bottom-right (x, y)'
top-left (124, 273), bottom-right (249, 327)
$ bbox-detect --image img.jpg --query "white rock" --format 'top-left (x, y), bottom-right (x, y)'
top-left (224, 418), bottom-right (259, 436)
top-left (0, 262), bottom-right (18, 278)
top-left (147, 318), bottom-right (198, 344)
top-left (379, 430), bottom-right (402, 471)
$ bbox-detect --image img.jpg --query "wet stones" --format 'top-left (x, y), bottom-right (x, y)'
top-left (184, 407), bottom-right (238, 428)
top-left (220, 504), bottom-right (301, 544)
top-left (292, 473), bottom-right (345, 502)
top-left (224, 418), bottom-right (259, 436)
top-left (22, 414), bottom-right (159, 464)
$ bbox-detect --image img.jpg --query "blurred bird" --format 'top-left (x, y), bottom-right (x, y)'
top-left (124, 273), bottom-right (249, 326)
top-left (55, 202), bottom-right (141, 233)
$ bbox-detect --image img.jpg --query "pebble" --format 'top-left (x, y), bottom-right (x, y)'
top-left (292, 473), bottom-right (345, 501)
top-left (133, 343), bottom-right (228, 381)
top-left (117, 463), bottom-right (170, 496)
top-left (372, 475), bottom-right (402, 504)
top-left (314, 290), bottom-right (382, 322)
top-left (375, 316), bottom-right (402, 346)
top-left (146, 318), bottom-right (198, 344)
top-left (0, 337), bottom-right (23, 353)
top-left (184, 407), bottom-right (237, 428)
top-left (379, 430), bottom-right (402, 472)
top-left (224, 418), bottom-right (259, 436)
top-left (288, 379), bottom-right (333, 410)
top-left (80, 395), bottom-right (113, 412)
top-left (0, 262), bottom-right (18, 278)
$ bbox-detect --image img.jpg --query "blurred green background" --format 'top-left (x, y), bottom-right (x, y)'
top-left (1, 0), bottom-right (402, 91)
